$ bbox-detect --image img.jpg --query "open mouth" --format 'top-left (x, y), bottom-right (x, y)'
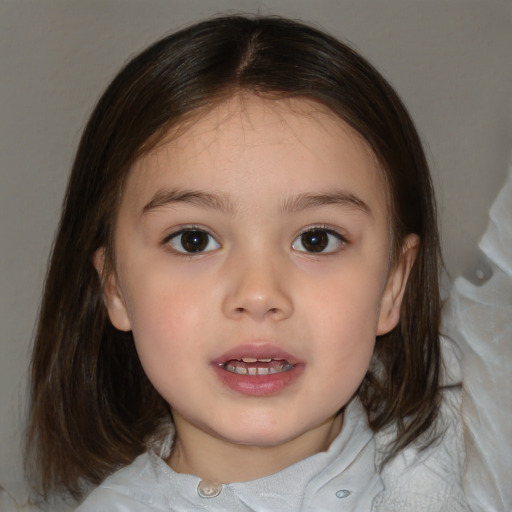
top-left (221, 357), bottom-right (294, 376)
top-left (212, 346), bottom-right (303, 395)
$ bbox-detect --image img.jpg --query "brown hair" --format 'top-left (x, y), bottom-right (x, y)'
top-left (26, 15), bottom-right (441, 500)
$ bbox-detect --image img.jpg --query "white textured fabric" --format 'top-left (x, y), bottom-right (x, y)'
top-left (444, 160), bottom-right (512, 512)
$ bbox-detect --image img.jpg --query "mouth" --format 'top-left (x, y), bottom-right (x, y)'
top-left (221, 357), bottom-right (294, 376)
top-left (211, 344), bottom-right (303, 396)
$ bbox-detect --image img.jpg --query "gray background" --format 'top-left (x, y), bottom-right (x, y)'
top-left (1, 0), bottom-right (511, 500)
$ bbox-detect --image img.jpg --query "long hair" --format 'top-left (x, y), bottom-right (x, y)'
top-left (26, 15), bottom-right (441, 499)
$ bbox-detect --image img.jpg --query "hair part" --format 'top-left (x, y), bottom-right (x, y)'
top-left (26, 14), bottom-right (441, 500)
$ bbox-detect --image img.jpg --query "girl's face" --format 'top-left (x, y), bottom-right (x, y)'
top-left (99, 96), bottom-right (416, 476)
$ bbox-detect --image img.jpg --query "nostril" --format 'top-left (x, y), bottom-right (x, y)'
top-left (223, 289), bottom-right (293, 321)
top-left (232, 306), bottom-right (280, 317)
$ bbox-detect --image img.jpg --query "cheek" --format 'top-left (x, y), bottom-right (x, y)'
top-left (126, 285), bottom-right (211, 404)
top-left (301, 262), bottom-right (385, 377)
top-left (123, 272), bottom-right (209, 367)
top-left (319, 295), bottom-right (378, 366)
top-left (301, 253), bottom-right (387, 331)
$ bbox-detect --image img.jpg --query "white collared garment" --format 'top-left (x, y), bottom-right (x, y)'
top-left (75, 398), bottom-right (383, 512)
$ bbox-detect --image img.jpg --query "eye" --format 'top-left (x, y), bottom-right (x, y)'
top-left (292, 228), bottom-right (346, 254)
top-left (167, 229), bottom-right (220, 254)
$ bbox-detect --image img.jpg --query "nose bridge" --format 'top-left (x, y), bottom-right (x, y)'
top-left (222, 246), bottom-right (293, 321)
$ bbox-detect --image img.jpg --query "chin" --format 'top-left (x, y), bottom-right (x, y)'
top-left (209, 417), bottom-right (311, 448)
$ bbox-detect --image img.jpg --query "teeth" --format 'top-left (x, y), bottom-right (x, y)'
top-left (225, 364), bottom-right (248, 375)
top-left (241, 357), bottom-right (273, 363)
top-left (222, 360), bottom-right (294, 376)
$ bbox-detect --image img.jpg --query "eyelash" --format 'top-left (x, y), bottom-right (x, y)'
top-left (162, 225), bottom-right (349, 255)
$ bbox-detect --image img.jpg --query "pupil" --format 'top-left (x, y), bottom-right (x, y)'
top-left (181, 231), bottom-right (207, 252)
top-left (302, 230), bottom-right (328, 252)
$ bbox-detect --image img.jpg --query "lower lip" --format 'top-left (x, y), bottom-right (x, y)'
top-left (211, 363), bottom-right (304, 396)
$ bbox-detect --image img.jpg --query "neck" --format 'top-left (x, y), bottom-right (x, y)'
top-left (167, 412), bottom-right (343, 484)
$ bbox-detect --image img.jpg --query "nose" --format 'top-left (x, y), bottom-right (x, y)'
top-left (221, 253), bottom-right (294, 322)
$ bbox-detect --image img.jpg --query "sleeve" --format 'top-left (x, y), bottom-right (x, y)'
top-left (443, 159), bottom-right (512, 512)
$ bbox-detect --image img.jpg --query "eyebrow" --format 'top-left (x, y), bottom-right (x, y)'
top-left (142, 188), bottom-right (239, 215)
top-left (281, 191), bottom-right (371, 215)
top-left (142, 188), bottom-right (370, 217)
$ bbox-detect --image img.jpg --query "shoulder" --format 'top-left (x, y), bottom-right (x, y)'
top-left (75, 453), bottom-right (169, 511)
top-left (372, 338), bottom-right (470, 512)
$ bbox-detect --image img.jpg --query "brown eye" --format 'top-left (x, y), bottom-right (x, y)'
top-left (292, 229), bottom-right (345, 254)
top-left (168, 229), bottom-right (220, 253)
top-left (301, 230), bottom-right (328, 252)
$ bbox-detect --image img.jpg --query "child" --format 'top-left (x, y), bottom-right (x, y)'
top-left (25, 15), bottom-right (469, 511)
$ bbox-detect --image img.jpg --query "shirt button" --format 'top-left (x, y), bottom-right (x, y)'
top-left (335, 489), bottom-right (351, 499)
top-left (197, 480), bottom-right (222, 498)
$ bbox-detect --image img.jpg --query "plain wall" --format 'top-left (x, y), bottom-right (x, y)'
top-left (1, 0), bottom-right (511, 501)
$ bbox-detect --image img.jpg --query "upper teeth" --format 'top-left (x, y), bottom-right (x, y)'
top-left (241, 357), bottom-right (272, 363)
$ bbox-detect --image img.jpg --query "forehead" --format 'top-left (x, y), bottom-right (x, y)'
top-left (122, 95), bottom-right (387, 215)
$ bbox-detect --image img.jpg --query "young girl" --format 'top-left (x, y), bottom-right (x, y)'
top-left (25, 15), bottom-right (469, 511)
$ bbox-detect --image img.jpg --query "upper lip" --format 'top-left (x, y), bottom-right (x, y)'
top-left (212, 343), bottom-right (301, 366)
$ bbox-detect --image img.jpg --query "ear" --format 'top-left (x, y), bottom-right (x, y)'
top-left (93, 247), bottom-right (132, 332)
top-left (376, 234), bottom-right (419, 335)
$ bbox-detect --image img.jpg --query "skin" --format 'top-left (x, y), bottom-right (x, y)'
top-left (96, 96), bottom-right (418, 484)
